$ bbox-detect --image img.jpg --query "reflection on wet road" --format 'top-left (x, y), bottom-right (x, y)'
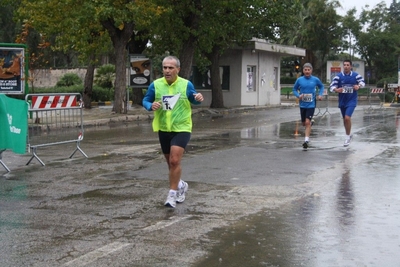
top-left (193, 108), bottom-right (400, 267)
top-left (196, 145), bottom-right (400, 266)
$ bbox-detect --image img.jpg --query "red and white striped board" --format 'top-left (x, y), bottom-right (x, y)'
top-left (31, 95), bottom-right (77, 109)
top-left (370, 88), bottom-right (384, 94)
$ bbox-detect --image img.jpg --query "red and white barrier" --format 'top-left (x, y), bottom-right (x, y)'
top-left (31, 95), bottom-right (77, 109)
top-left (370, 88), bottom-right (384, 94)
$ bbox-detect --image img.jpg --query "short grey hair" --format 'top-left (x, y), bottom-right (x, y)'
top-left (163, 56), bottom-right (180, 68)
top-left (303, 63), bottom-right (313, 69)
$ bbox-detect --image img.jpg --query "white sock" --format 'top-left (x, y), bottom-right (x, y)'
top-left (305, 137), bottom-right (309, 142)
top-left (345, 135), bottom-right (350, 140)
top-left (169, 189), bottom-right (177, 196)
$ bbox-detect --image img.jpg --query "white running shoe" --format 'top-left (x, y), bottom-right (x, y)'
top-left (176, 181), bottom-right (188, 203)
top-left (164, 193), bottom-right (177, 208)
top-left (343, 135), bottom-right (353, 147)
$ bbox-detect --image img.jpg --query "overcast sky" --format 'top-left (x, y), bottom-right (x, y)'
top-left (338, 0), bottom-right (393, 15)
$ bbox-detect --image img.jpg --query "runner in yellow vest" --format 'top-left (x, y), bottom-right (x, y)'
top-left (143, 56), bottom-right (204, 208)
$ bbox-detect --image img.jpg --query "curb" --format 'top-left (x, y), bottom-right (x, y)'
top-left (91, 101), bottom-right (115, 106)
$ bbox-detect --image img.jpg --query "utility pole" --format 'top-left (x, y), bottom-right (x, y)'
top-left (397, 56), bottom-right (400, 102)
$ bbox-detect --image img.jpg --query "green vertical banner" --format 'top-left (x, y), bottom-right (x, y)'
top-left (0, 94), bottom-right (28, 154)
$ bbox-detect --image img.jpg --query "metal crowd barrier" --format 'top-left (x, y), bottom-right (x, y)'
top-left (367, 88), bottom-right (384, 110)
top-left (314, 92), bottom-right (331, 117)
top-left (25, 93), bottom-right (88, 166)
top-left (0, 149), bottom-right (10, 172)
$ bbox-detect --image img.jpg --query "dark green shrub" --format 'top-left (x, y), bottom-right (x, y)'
top-left (34, 85), bottom-right (83, 94)
top-left (23, 85), bottom-right (114, 102)
top-left (56, 73), bottom-right (83, 87)
top-left (94, 64), bottom-right (115, 89)
top-left (92, 85), bottom-right (113, 102)
top-left (27, 85), bottom-right (81, 95)
top-left (280, 87), bottom-right (293, 95)
top-left (358, 88), bottom-right (369, 96)
top-left (376, 77), bottom-right (397, 88)
top-left (383, 92), bottom-right (395, 103)
top-left (280, 76), bottom-right (297, 84)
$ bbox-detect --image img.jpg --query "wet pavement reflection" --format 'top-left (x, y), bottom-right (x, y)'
top-left (195, 147), bottom-right (400, 266)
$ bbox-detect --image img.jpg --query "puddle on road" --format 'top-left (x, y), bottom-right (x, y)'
top-left (194, 146), bottom-right (400, 267)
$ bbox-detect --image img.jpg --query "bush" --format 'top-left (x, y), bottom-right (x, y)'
top-left (92, 85), bottom-right (114, 102)
top-left (94, 64), bottom-right (115, 89)
top-left (33, 85), bottom-right (83, 94)
top-left (358, 88), bottom-right (369, 96)
top-left (383, 92), bottom-right (395, 103)
top-left (280, 76), bottom-right (297, 84)
top-left (376, 77), bottom-right (398, 88)
top-left (56, 73), bottom-right (83, 87)
top-left (281, 87), bottom-right (293, 95)
top-left (23, 84), bottom-right (114, 102)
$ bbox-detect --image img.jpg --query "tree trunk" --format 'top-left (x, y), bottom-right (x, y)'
top-left (303, 49), bottom-right (315, 67)
top-left (131, 87), bottom-right (144, 105)
top-left (101, 19), bottom-right (134, 114)
top-left (113, 41), bottom-right (128, 113)
top-left (82, 55), bottom-right (96, 109)
top-left (209, 47), bottom-right (224, 108)
top-left (178, 36), bottom-right (196, 79)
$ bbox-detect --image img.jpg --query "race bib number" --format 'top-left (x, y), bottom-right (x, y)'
top-left (303, 93), bottom-right (313, 102)
top-left (342, 85), bottom-right (353, 93)
top-left (162, 93), bottom-right (181, 110)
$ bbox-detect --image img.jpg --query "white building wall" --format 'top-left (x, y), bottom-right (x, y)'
top-left (238, 51), bottom-right (282, 106)
top-left (241, 50), bottom-right (258, 106)
top-left (258, 53), bottom-right (281, 106)
top-left (221, 50), bottom-right (243, 107)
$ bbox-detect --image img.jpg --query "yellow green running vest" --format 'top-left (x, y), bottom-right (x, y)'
top-left (152, 77), bottom-right (192, 132)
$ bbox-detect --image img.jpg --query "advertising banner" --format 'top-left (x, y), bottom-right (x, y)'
top-left (0, 94), bottom-right (28, 154)
top-left (129, 55), bottom-right (152, 88)
top-left (0, 47), bottom-right (25, 94)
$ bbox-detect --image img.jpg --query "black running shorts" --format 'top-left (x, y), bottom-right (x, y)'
top-left (158, 131), bottom-right (191, 154)
top-left (300, 108), bottom-right (315, 122)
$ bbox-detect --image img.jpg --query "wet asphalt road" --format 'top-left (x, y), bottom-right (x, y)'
top-left (1, 103), bottom-right (400, 266)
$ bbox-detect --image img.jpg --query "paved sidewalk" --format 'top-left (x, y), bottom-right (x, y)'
top-left (81, 104), bottom-right (278, 126)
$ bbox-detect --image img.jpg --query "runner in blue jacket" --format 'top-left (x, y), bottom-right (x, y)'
top-left (293, 63), bottom-right (325, 150)
top-left (329, 59), bottom-right (365, 147)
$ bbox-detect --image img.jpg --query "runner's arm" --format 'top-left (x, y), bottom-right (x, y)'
top-left (142, 83), bottom-right (156, 111)
top-left (187, 81), bottom-right (201, 104)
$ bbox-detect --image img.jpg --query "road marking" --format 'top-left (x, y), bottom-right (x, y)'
top-left (142, 215), bottom-right (191, 232)
top-left (63, 242), bottom-right (130, 266)
top-left (64, 216), bottom-right (190, 266)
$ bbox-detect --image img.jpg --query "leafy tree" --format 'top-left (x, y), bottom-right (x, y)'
top-left (150, 0), bottom-right (297, 108)
top-left (15, 22), bottom-right (53, 93)
top-left (356, 1), bottom-right (400, 80)
top-left (341, 8), bottom-right (361, 60)
top-left (0, 0), bottom-right (21, 43)
top-left (17, 0), bottom-right (169, 112)
top-left (279, 0), bottom-right (341, 77)
top-left (92, 0), bottom-right (161, 113)
top-left (201, 0), bottom-right (297, 108)
top-left (17, 0), bottom-right (117, 109)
